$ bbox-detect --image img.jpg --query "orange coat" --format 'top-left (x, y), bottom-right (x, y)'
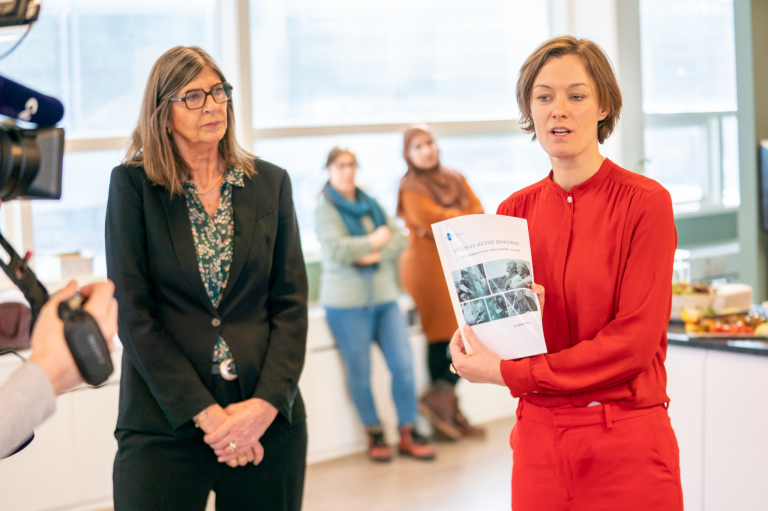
top-left (399, 183), bottom-right (484, 342)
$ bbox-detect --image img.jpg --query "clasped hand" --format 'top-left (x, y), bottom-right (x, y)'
top-left (195, 398), bottom-right (278, 468)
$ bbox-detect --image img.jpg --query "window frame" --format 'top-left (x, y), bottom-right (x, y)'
top-left (6, 0), bottom-right (741, 272)
top-left (643, 110), bottom-right (738, 214)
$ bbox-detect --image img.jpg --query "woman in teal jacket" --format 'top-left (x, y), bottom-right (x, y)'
top-left (315, 147), bottom-right (434, 463)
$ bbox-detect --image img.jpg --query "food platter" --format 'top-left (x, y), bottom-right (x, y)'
top-left (685, 331), bottom-right (768, 339)
top-left (682, 309), bottom-right (768, 337)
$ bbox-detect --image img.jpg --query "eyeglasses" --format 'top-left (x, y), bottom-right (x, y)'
top-left (169, 82), bottom-right (233, 110)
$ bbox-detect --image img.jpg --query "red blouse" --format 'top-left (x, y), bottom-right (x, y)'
top-left (496, 158), bottom-right (676, 409)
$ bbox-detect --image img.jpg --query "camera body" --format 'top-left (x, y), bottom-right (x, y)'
top-left (0, 0), bottom-right (39, 28)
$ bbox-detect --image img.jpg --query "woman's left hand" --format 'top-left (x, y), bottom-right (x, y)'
top-left (449, 325), bottom-right (505, 386)
top-left (204, 398), bottom-right (278, 464)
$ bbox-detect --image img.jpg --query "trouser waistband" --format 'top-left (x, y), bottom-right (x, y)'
top-left (516, 399), bottom-right (667, 429)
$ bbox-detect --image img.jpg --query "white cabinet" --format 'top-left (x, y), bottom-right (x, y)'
top-left (0, 393), bottom-right (79, 511)
top-left (665, 345), bottom-right (768, 511)
top-left (666, 345), bottom-right (705, 511)
top-left (703, 351), bottom-right (768, 511)
top-left (0, 384), bottom-right (119, 511)
top-left (71, 384), bottom-right (120, 504)
top-left (300, 348), bottom-right (368, 463)
top-left (300, 303), bottom-right (517, 463)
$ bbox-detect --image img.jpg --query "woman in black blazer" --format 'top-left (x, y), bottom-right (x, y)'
top-left (106, 46), bottom-right (308, 511)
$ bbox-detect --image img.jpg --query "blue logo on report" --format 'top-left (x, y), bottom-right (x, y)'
top-left (447, 233), bottom-right (452, 241)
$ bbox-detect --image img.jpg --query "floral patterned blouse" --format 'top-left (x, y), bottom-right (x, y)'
top-left (183, 167), bottom-right (245, 363)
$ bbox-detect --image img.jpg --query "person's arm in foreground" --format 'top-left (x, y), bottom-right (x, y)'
top-left (0, 281), bottom-right (118, 458)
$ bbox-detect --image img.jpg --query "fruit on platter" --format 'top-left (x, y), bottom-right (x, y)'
top-left (672, 282), bottom-right (713, 295)
top-left (680, 307), bottom-right (703, 323)
top-left (684, 310), bottom-right (766, 335)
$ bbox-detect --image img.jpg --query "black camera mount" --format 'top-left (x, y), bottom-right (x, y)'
top-left (0, 231), bottom-right (113, 386)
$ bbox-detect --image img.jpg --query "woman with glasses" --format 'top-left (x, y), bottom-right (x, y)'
top-left (315, 147), bottom-right (435, 463)
top-left (106, 46), bottom-right (308, 511)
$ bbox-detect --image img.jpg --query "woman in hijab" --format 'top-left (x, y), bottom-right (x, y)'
top-left (397, 125), bottom-right (485, 441)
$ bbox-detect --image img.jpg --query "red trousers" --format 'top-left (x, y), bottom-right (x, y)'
top-left (510, 400), bottom-right (683, 511)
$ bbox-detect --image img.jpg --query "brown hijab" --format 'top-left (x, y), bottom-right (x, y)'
top-left (396, 126), bottom-right (471, 217)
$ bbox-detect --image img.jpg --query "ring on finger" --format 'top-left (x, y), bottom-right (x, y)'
top-left (450, 363), bottom-right (458, 374)
top-left (228, 441), bottom-right (238, 454)
top-left (227, 459), bottom-right (238, 468)
top-left (238, 456), bottom-right (248, 464)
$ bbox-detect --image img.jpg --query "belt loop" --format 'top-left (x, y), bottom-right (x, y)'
top-left (516, 399), bottom-right (524, 421)
top-left (604, 403), bottom-right (613, 429)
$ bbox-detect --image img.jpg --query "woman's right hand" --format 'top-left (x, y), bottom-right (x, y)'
top-left (196, 404), bottom-right (229, 434)
top-left (355, 251), bottom-right (381, 266)
top-left (196, 405), bottom-right (265, 467)
top-left (368, 225), bottom-right (391, 250)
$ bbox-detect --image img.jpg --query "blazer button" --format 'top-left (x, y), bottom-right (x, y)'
top-left (212, 318), bottom-right (221, 327)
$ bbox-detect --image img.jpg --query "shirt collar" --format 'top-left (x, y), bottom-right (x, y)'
top-left (224, 167), bottom-right (245, 188)
top-left (545, 158), bottom-right (615, 197)
top-left (183, 166), bottom-right (245, 193)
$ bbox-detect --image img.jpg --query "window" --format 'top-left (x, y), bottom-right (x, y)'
top-left (255, 132), bottom-right (550, 252)
top-left (249, 0), bottom-right (549, 128)
top-left (31, 150), bottom-right (122, 280)
top-left (249, 0), bottom-right (553, 250)
top-left (5, 1), bottom-right (646, 279)
top-left (639, 0), bottom-right (739, 210)
top-left (0, 0), bottom-right (220, 280)
top-left (0, 0), bottom-right (220, 137)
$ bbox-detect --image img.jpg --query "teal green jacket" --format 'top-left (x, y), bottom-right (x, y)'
top-left (315, 196), bottom-right (406, 308)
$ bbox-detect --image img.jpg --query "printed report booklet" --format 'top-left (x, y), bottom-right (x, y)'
top-left (431, 214), bottom-right (547, 360)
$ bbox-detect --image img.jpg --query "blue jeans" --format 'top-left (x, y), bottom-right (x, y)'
top-left (324, 301), bottom-right (418, 428)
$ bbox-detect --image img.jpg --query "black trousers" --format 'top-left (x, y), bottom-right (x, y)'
top-left (113, 377), bottom-right (307, 511)
top-left (428, 340), bottom-right (459, 386)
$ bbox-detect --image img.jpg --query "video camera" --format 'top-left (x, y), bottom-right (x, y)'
top-left (0, 0), bottom-right (112, 389)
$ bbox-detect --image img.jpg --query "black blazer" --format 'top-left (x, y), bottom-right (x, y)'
top-left (106, 159), bottom-right (308, 437)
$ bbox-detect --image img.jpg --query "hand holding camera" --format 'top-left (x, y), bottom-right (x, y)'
top-left (29, 281), bottom-right (118, 395)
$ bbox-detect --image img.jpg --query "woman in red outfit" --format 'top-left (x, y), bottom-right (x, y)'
top-left (449, 36), bottom-right (682, 511)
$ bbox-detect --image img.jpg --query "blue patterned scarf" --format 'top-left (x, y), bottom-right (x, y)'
top-left (323, 183), bottom-right (387, 271)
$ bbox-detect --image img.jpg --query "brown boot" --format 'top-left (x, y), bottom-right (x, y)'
top-left (454, 404), bottom-right (486, 438)
top-left (419, 381), bottom-right (463, 440)
top-left (366, 426), bottom-right (392, 462)
top-left (398, 425), bottom-right (436, 461)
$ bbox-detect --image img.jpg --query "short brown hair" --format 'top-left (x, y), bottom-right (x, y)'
top-left (325, 147), bottom-right (357, 168)
top-left (516, 36), bottom-right (622, 144)
top-left (124, 46), bottom-right (255, 195)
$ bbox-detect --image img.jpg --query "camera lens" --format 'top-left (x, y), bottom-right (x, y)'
top-left (0, 123), bottom-right (64, 201)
